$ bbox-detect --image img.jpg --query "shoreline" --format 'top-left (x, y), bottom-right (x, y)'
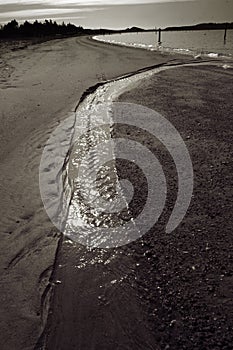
top-left (92, 33), bottom-right (233, 62)
top-left (0, 34), bottom-right (231, 350)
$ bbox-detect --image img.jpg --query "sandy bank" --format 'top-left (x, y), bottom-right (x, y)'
top-left (0, 36), bottom-right (173, 350)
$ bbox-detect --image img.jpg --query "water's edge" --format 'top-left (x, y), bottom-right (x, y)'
top-left (93, 31), bottom-right (233, 60)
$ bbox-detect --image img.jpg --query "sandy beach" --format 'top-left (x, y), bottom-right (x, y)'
top-left (0, 36), bottom-right (173, 350)
top-left (0, 36), bottom-right (232, 350)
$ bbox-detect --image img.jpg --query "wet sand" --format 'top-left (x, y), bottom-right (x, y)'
top-left (0, 36), bottom-right (232, 350)
top-left (0, 36), bottom-right (175, 350)
top-left (116, 64), bottom-right (233, 349)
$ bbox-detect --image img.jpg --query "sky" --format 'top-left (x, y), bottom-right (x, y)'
top-left (0, 0), bottom-right (232, 29)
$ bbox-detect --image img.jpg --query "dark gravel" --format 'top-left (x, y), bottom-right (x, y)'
top-left (116, 64), bottom-right (233, 350)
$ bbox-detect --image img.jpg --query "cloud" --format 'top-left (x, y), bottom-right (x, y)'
top-left (0, 0), bottom-right (196, 6)
top-left (0, 6), bottom-right (105, 18)
top-left (0, 8), bottom-right (82, 18)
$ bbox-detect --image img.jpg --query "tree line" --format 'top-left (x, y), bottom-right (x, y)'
top-left (164, 22), bottom-right (233, 31)
top-left (0, 19), bottom-right (115, 38)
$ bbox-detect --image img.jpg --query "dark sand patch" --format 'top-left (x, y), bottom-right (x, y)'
top-left (115, 64), bottom-right (233, 349)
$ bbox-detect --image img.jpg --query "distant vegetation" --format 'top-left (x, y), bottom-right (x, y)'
top-left (164, 22), bottom-right (233, 31)
top-left (0, 19), bottom-right (145, 39)
top-left (0, 19), bottom-right (113, 38)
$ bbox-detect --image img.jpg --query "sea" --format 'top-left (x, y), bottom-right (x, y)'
top-left (94, 29), bottom-right (233, 59)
